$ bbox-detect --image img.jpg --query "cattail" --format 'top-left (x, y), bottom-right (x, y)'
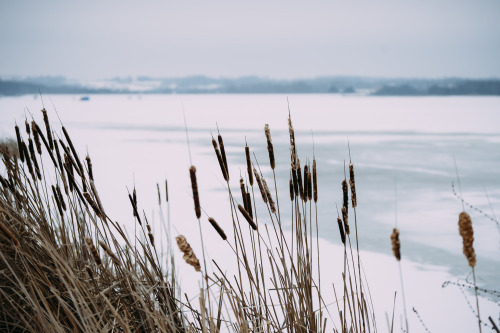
top-left (349, 163), bottom-right (357, 208)
top-left (240, 178), bottom-right (248, 211)
top-left (342, 206), bottom-right (350, 235)
top-left (313, 159), bottom-right (318, 203)
top-left (62, 126), bottom-right (84, 176)
top-left (342, 179), bottom-right (348, 210)
top-left (292, 164), bottom-right (299, 196)
top-left (33, 123), bottom-right (58, 167)
top-left (85, 237), bottom-right (102, 266)
top-left (146, 224), bottom-right (154, 245)
top-left (86, 155), bottom-right (94, 181)
top-left (262, 177), bottom-right (276, 213)
top-left (41, 108), bottom-right (53, 150)
top-left (83, 192), bottom-right (102, 218)
top-left (28, 139), bottom-right (41, 180)
top-left (307, 170), bottom-right (312, 201)
top-left (253, 168), bottom-right (267, 203)
top-left (297, 159), bottom-right (304, 200)
top-left (212, 138), bottom-right (228, 181)
top-left (98, 241), bottom-right (121, 266)
top-left (156, 183), bottom-right (161, 205)
top-left (56, 185), bottom-right (66, 211)
top-left (264, 124), bottom-right (275, 170)
top-left (208, 217), bottom-right (227, 241)
top-left (288, 115), bottom-right (296, 161)
top-left (218, 133), bottom-right (228, 177)
top-left (15, 126), bottom-right (24, 162)
top-left (128, 193), bottom-right (142, 225)
top-left (52, 185), bottom-right (64, 216)
top-left (176, 235), bottom-right (201, 272)
top-left (65, 155), bottom-right (74, 192)
top-left (90, 180), bottom-right (104, 215)
top-left (289, 177), bottom-right (294, 201)
top-left (0, 220), bottom-right (20, 247)
top-left (31, 121), bottom-right (42, 155)
top-left (337, 217), bottom-right (346, 245)
top-left (165, 179), bottom-right (169, 203)
top-left (245, 145), bottom-right (253, 186)
top-left (59, 140), bottom-right (82, 177)
top-left (246, 192), bottom-right (253, 219)
top-left (189, 166), bottom-right (201, 219)
top-left (303, 164), bottom-right (309, 202)
top-left (458, 212), bottom-right (476, 267)
top-left (391, 228), bottom-right (401, 261)
top-left (25, 120), bottom-right (30, 135)
top-left (21, 142), bottom-right (34, 179)
top-left (238, 204), bottom-right (258, 230)
top-left (53, 139), bottom-right (64, 170)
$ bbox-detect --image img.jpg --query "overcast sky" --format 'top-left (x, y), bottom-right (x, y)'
top-left (1, 1), bottom-right (499, 80)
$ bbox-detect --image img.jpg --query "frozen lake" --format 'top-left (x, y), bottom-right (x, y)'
top-left (1, 94), bottom-right (499, 331)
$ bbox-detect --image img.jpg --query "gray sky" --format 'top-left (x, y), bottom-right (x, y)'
top-left (1, 0), bottom-right (499, 80)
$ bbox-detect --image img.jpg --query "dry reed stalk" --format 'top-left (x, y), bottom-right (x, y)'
top-left (289, 178), bottom-right (294, 201)
top-left (349, 163), bottom-right (357, 208)
top-left (218, 133), bottom-right (229, 179)
top-left (208, 217), bottom-right (227, 241)
top-left (264, 124), bottom-right (275, 170)
top-left (253, 168), bottom-right (267, 204)
top-left (31, 121), bottom-right (42, 155)
top-left (176, 235), bottom-right (201, 271)
top-left (15, 126), bottom-right (24, 163)
top-left (146, 224), bottom-right (154, 245)
top-left (98, 241), bottom-right (121, 266)
top-left (458, 212), bottom-right (476, 267)
top-left (262, 177), bottom-right (276, 213)
top-left (0, 220), bottom-right (20, 247)
top-left (337, 217), bottom-right (346, 244)
top-left (85, 237), bottom-right (102, 266)
top-left (245, 145), bottom-right (253, 186)
top-left (303, 165), bottom-right (309, 202)
top-left (238, 204), bottom-right (258, 230)
top-left (41, 108), bottom-right (54, 150)
top-left (128, 193), bottom-right (142, 226)
top-left (313, 159), bottom-right (317, 203)
top-left (342, 206), bottom-right (350, 235)
top-left (212, 138), bottom-right (229, 181)
top-left (189, 166), bottom-right (201, 219)
top-left (390, 228), bottom-right (401, 261)
top-left (33, 123), bottom-right (58, 167)
top-left (297, 158), bottom-right (304, 200)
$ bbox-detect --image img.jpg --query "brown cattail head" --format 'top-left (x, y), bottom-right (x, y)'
top-left (303, 164), bottom-right (309, 202)
top-left (146, 224), bottom-right (154, 245)
top-left (264, 124), bottom-right (275, 170)
top-left (253, 168), bottom-right (267, 204)
top-left (349, 163), bottom-right (357, 208)
top-left (128, 193), bottom-right (142, 225)
top-left (15, 126), bottom-right (24, 162)
top-left (83, 192), bottom-right (102, 218)
top-left (98, 241), bottom-right (121, 266)
top-left (458, 212), bottom-right (476, 267)
top-left (28, 138), bottom-right (41, 180)
top-left (176, 235), bottom-right (201, 272)
top-left (297, 158), bottom-right (304, 200)
top-left (313, 159), bottom-right (318, 203)
top-left (22, 141), bottom-right (34, 179)
top-left (165, 179), bottom-right (169, 203)
top-left (53, 139), bottom-right (64, 170)
top-left (31, 121), bottom-right (42, 155)
top-left (62, 126), bottom-right (84, 176)
top-left (86, 155), bottom-right (94, 181)
top-left (240, 178), bottom-right (248, 211)
top-left (307, 170), bottom-right (312, 201)
top-left (289, 177), bottom-right (294, 201)
top-left (337, 217), bottom-right (346, 245)
top-left (245, 145), bottom-right (253, 186)
top-left (342, 179), bottom-right (348, 210)
top-left (288, 115), bottom-right (296, 162)
top-left (25, 120), bottom-right (30, 135)
top-left (391, 228), bottom-right (401, 261)
top-left (208, 217), bottom-right (227, 241)
top-left (41, 108), bottom-right (54, 150)
top-left (218, 134), bottom-right (229, 179)
top-left (189, 166), bottom-right (201, 219)
top-left (85, 237), bottom-right (102, 266)
top-left (342, 206), bottom-right (350, 235)
top-left (52, 185), bottom-right (64, 216)
top-left (212, 138), bottom-right (228, 181)
top-left (56, 184), bottom-right (66, 211)
top-left (262, 177), bottom-right (276, 213)
top-left (291, 164), bottom-right (299, 197)
top-left (246, 192), bottom-right (253, 218)
top-left (238, 204), bottom-right (258, 230)
top-left (0, 220), bottom-right (20, 247)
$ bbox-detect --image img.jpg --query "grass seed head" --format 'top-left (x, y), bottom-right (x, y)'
top-left (391, 228), bottom-right (401, 261)
top-left (176, 235), bottom-right (201, 272)
top-left (458, 211), bottom-right (476, 267)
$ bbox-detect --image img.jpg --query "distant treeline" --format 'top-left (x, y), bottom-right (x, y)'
top-left (1, 76), bottom-right (500, 96)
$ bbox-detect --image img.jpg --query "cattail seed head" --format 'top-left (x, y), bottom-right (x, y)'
top-left (313, 159), bottom-right (318, 203)
top-left (176, 235), bottom-right (201, 272)
top-left (303, 165), bottom-right (309, 202)
top-left (289, 177), bottom-right (294, 201)
top-left (189, 166), bottom-right (201, 219)
top-left (218, 134), bottom-right (229, 179)
top-left (41, 108), bottom-right (54, 150)
top-left (307, 170), bottom-right (312, 201)
top-left (98, 241), bottom-right (121, 266)
top-left (85, 237), bottom-right (102, 266)
top-left (238, 204), bottom-right (258, 230)
top-left (253, 168), bottom-right (267, 204)
top-left (25, 120), bottom-right (30, 135)
top-left (240, 178), bottom-right (248, 211)
top-left (212, 138), bottom-right (228, 181)
top-left (264, 124), bottom-right (275, 170)
top-left (391, 228), bottom-right (401, 261)
top-left (83, 192), bottom-right (102, 218)
top-left (245, 145), bottom-right (253, 186)
top-left (262, 177), bottom-right (276, 213)
top-left (208, 217), bottom-right (227, 241)
top-left (146, 224), bottom-right (154, 245)
top-left (33, 123), bottom-right (58, 167)
top-left (128, 193), bottom-right (142, 225)
top-left (86, 155), bottom-right (94, 181)
top-left (22, 142), bottom-right (34, 179)
top-left (458, 212), bottom-right (476, 267)
top-left (288, 116), bottom-right (296, 162)
top-left (52, 185), bottom-right (64, 216)
top-left (62, 126), bottom-right (84, 176)
top-left (15, 126), bottom-right (24, 163)
top-left (342, 179), bottom-right (348, 210)
top-left (337, 217), bottom-right (346, 245)
top-left (56, 185), bottom-right (66, 211)
top-left (297, 159), bottom-right (304, 200)
top-left (31, 121), bottom-right (42, 155)
top-left (342, 206), bottom-right (350, 235)
top-left (349, 163), bottom-right (357, 208)
top-left (246, 192), bottom-right (253, 219)
top-left (53, 139), bottom-right (63, 170)
top-left (292, 164), bottom-right (299, 196)
top-left (165, 179), bottom-right (169, 203)
top-left (28, 139), bottom-right (41, 180)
